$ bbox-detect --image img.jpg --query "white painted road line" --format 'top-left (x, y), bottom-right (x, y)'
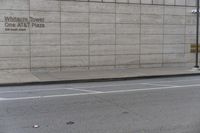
top-left (0, 87), bottom-right (101, 94)
top-left (0, 78), bottom-right (200, 94)
top-left (62, 87), bottom-right (101, 93)
top-left (141, 83), bottom-right (178, 87)
top-left (1, 83), bottom-right (200, 101)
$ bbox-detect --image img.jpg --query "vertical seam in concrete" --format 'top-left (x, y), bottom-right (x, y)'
top-left (162, 3), bottom-right (165, 67)
top-left (115, 1), bottom-right (117, 68)
top-left (139, 2), bottom-right (141, 68)
top-left (59, 0), bottom-right (62, 71)
top-left (88, 1), bottom-right (90, 70)
top-left (184, 4), bottom-right (186, 66)
top-left (29, 0), bottom-right (31, 71)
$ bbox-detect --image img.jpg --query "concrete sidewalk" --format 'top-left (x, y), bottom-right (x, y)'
top-left (0, 67), bottom-right (200, 86)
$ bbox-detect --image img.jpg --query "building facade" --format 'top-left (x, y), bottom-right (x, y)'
top-left (0, 0), bottom-right (198, 72)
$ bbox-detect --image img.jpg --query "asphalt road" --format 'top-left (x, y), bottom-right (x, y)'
top-left (1, 76), bottom-right (200, 133)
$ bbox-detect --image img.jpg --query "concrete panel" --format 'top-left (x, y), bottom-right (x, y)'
top-left (116, 55), bottom-right (139, 65)
top-left (116, 64), bottom-right (139, 69)
top-left (165, 0), bottom-right (175, 5)
top-left (0, 0), bottom-right (29, 10)
top-left (61, 46), bottom-right (88, 56)
top-left (31, 67), bottom-right (60, 72)
top-left (141, 63), bottom-right (162, 68)
top-left (163, 63), bottom-right (186, 67)
top-left (90, 24), bottom-right (115, 34)
top-left (90, 13), bottom-right (115, 23)
top-left (61, 67), bottom-right (88, 72)
top-left (185, 53), bottom-right (195, 63)
top-left (163, 54), bottom-right (185, 63)
top-left (153, 0), bottom-right (164, 4)
top-left (31, 57), bottom-right (60, 68)
top-left (90, 56), bottom-right (115, 66)
top-left (31, 34), bottom-right (60, 46)
top-left (90, 0), bottom-right (102, 2)
top-left (185, 25), bottom-right (196, 35)
top-left (90, 66), bottom-right (115, 70)
top-left (30, 11), bottom-right (60, 23)
top-left (141, 5), bottom-right (163, 15)
top-left (141, 0), bottom-right (152, 4)
top-left (90, 45), bottom-right (115, 55)
top-left (116, 24), bottom-right (140, 34)
top-left (116, 45), bottom-right (140, 54)
top-left (103, 0), bottom-right (116, 2)
top-left (116, 34), bottom-right (140, 45)
top-left (164, 35), bottom-right (185, 44)
top-left (116, 14), bottom-right (140, 24)
top-left (185, 44), bottom-right (191, 53)
top-left (140, 54), bottom-right (162, 64)
top-left (90, 3), bottom-right (115, 13)
top-left (116, 0), bottom-right (129, 3)
top-left (186, 16), bottom-right (196, 25)
top-left (164, 6), bottom-right (185, 15)
top-left (141, 45), bottom-right (162, 54)
top-left (30, 23), bottom-right (60, 34)
top-left (61, 1), bottom-right (89, 12)
top-left (0, 46), bottom-right (29, 57)
top-left (61, 12), bottom-right (88, 23)
top-left (31, 46), bottom-right (60, 57)
top-left (62, 23), bottom-right (89, 34)
top-left (164, 25), bottom-right (185, 35)
top-left (62, 56), bottom-right (88, 67)
top-left (175, 0), bottom-right (186, 6)
top-left (141, 35), bottom-right (163, 44)
top-left (129, 0), bottom-right (140, 3)
top-left (185, 35), bottom-right (195, 44)
top-left (30, 0), bottom-right (59, 11)
top-left (186, 0), bottom-right (196, 6)
top-left (186, 7), bottom-right (195, 15)
top-left (0, 34), bottom-right (29, 46)
top-left (164, 15), bottom-right (185, 25)
top-left (141, 15), bottom-right (163, 24)
top-left (141, 25), bottom-right (163, 34)
top-left (90, 34), bottom-right (115, 45)
top-left (61, 34), bottom-right (89, 45)
top-left (116, 4), bottom-right (140, 14)
top-left (163, 44), bottom-right (185, 54)
top-left (0, 57), bottom-right (29, 69)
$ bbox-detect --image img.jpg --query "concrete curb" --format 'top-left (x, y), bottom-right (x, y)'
top-left (0, 72), bottom-right (200, 87)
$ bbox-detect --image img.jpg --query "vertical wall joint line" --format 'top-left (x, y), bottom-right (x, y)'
top-left (29, 0), bottom-right (31, 71)
top-left (59, 0), bottom-right (62, 71)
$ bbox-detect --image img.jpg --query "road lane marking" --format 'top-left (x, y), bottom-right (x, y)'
top-left (0, 87), bottom-right (101, 94)
top-left (0, 77), bottom-right (200, 94)
top-left (0, 78), bottom-right (199, 94)
top-left (141, 83), bottom-right (179, 87)
top-left (0, 76), bottom-right (200, 94)
top-left (0, 98), bottom-right (7, 100)
top-left (62, 87), bottom-right (101, 93)
top-left (0, 81), bottom-right (179, 94)
top-left (1, 83), bottom-right (200, 101)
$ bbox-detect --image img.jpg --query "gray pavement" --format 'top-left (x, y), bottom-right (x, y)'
top-left (1, 76), bottom-right (200, 132)
top-left (1, 67), bottom-right (200, 85)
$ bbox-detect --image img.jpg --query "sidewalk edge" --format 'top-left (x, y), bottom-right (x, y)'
top-left (0, 73), bottom-right (200, 87)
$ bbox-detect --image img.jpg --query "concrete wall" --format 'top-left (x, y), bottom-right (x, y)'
top-left (0, 0), bottom-right (198, 72)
